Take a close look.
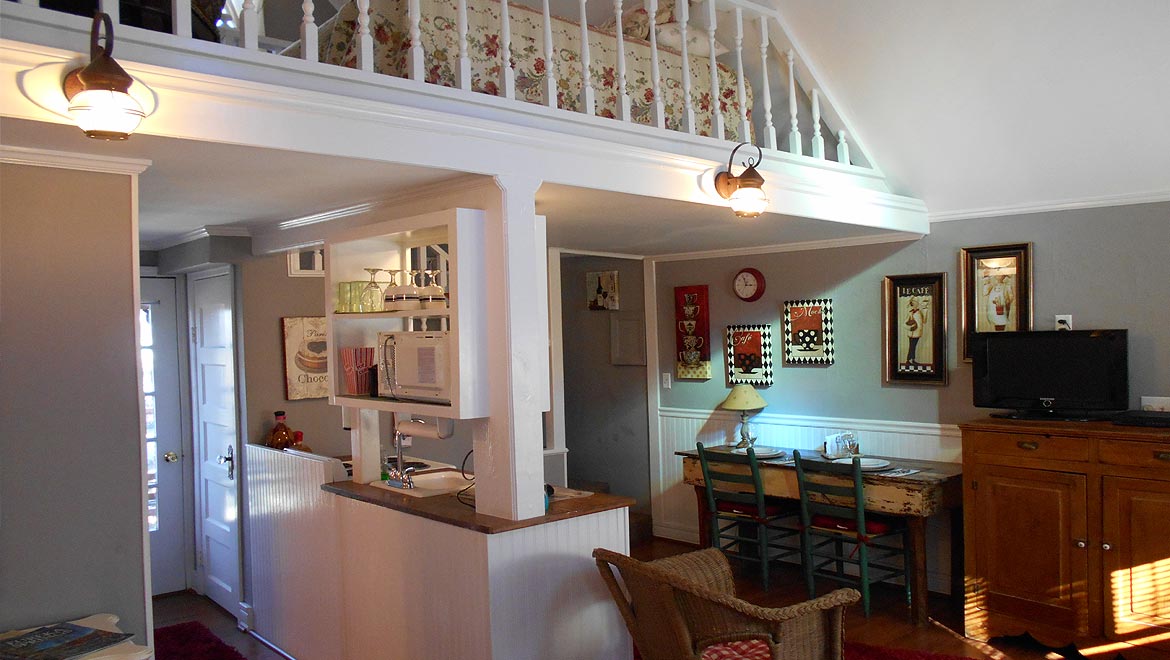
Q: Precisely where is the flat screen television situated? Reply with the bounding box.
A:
[971,329,1129,420]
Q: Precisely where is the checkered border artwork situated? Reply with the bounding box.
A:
[782,299,835,366]
[726,324,773,386]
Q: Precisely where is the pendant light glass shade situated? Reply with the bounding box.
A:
[729,185,768,218]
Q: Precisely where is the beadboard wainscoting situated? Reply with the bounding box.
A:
[651,408,961,593]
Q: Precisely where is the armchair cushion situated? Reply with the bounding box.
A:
[701,640,771,660]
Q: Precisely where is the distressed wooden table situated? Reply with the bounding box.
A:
[677,447,963,625]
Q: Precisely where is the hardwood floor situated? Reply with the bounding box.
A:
[156,538,1058,660]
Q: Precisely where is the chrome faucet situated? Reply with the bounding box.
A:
[385,430,416,489]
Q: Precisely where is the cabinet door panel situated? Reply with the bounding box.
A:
[1103,476,1170,648]
[970,464,1090,635]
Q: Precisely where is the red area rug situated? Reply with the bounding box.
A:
[154,621,247,660]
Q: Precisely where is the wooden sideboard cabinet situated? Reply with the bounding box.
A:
[961,418,1170,657]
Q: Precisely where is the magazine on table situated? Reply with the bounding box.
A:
[0,622,132,660]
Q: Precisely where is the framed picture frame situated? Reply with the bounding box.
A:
[959,243,1033,360]
[586,270,620,310]
[883,273,948,385]
[674,285,712,379]
[726,324,773,386]
[281,316,329,400]
[287,248,325,277]
[782,299,834,365]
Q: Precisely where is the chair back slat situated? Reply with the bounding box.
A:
[696,442,768,517]
[793,449,868,532]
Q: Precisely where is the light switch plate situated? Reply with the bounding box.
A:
[661,372,672,390]
[1141,396,1170,412]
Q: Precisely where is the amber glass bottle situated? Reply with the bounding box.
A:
[265,411,295,450]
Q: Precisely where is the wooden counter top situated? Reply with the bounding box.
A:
[959,417,1170,441]
[321,481,634,534]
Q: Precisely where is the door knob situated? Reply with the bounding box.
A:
[163,451,179,463]
[217,445,235,480]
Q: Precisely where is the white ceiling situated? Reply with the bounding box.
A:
[778,1,1170,217]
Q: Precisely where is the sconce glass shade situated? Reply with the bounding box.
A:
[729,185,768,218]
[63,13,144,140]
[67,89,144,140]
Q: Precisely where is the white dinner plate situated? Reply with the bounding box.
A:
[732,447,786,459]
[832,457,891,471]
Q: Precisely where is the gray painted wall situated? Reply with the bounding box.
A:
[656,202,1170,424]
[561,255,651,511]
[0,165,148,641]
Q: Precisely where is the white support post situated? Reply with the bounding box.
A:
[351,408,382,486]
[500,0,516,98]
[475,175,549,521]
[613,0,631,120]
[96,0,119,24]
[757,16,776,149]
[300,0,319,62]
[786,49,801,155]
[706,0,724,139]
[542,0,557,107]
[456,0,471,90]
[811,89,825,159]
[407,0,425,81]
[241,0,260,50]
[678,0,695,134]
[837,129,850,165]
[171,0,192,39]
[733,8,750,143]
[578,0,596,114]
[355,0,374,72]
[646,0,665,128]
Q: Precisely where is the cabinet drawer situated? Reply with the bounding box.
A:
[1099,439,1170,470]
[966,431,1090,462]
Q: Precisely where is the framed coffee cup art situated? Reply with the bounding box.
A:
[882,273,947,385]
[282,316,329,400]
[726,324,773,386]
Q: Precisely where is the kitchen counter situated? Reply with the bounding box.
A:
[321,480,634,534]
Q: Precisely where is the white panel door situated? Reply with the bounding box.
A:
[188,268,242,619]
[141,277,190,595]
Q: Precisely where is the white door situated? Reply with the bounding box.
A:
[188,267,243,619]
[141,277,191,595]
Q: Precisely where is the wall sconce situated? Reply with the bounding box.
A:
[63,13,145,140]
[713,143,768,218]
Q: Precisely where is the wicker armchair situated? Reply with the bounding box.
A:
[593,547,860,660]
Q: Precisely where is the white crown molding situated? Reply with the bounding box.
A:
[658,406,962,439]
[929,189,1170,223]
[0,145,151,175]
[648,230,921,263]
[144,224,251,251]
[555,248,645,260]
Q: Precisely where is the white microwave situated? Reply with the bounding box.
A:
[377,331,451,404]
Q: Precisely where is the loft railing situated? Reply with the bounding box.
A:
[12,0,865,168]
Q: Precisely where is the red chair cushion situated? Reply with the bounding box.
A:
[716,500,787,517]
[700,639,771,660]
[810,514,894,535]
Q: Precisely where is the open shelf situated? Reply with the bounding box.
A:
[333,309,450,320]
[331,394,456,416]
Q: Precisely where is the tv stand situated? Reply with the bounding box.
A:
[989,410,1118,422]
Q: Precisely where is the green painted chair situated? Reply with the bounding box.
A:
[792,449,912,617]
[696,442,800,591]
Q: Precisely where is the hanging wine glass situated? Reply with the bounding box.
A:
[358,268,384,312]
[421,269,446,310]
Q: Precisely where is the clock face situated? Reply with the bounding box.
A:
[734,268,765,302]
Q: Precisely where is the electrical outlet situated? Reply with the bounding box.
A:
[661,372,672,390]
[1141,396,1170,412]
[1055,314,1073,331]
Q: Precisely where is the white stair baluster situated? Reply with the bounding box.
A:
[457,0,471,89]
[678,0,695,134]
[647,0,665,127]
[96,0,119,24]
[811,89,825,159]
[408,0,425,80]
[500,0,516,98]
[613,0,631,120]
[241,0,259,50]
[786,48,800,155]
[171,0,192,39]
[757,16,776,149]
[706,0,723,139]
[837,130,850,165]
[733,8,749,143]
[542,0,557,107]
[579,0,596,114]
[355,0,373,71]
[300,0,318,62]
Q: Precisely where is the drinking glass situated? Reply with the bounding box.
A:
[358,268,384,312]
[382,270,403,311]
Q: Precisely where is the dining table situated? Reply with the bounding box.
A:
[676,445,963,625]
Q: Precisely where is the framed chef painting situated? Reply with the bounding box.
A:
[782,299,834,365]
[726,324,773,386]
[883,273,948,385]
[959,243,1032,360]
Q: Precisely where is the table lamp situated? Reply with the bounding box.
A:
[720,384,767,448]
